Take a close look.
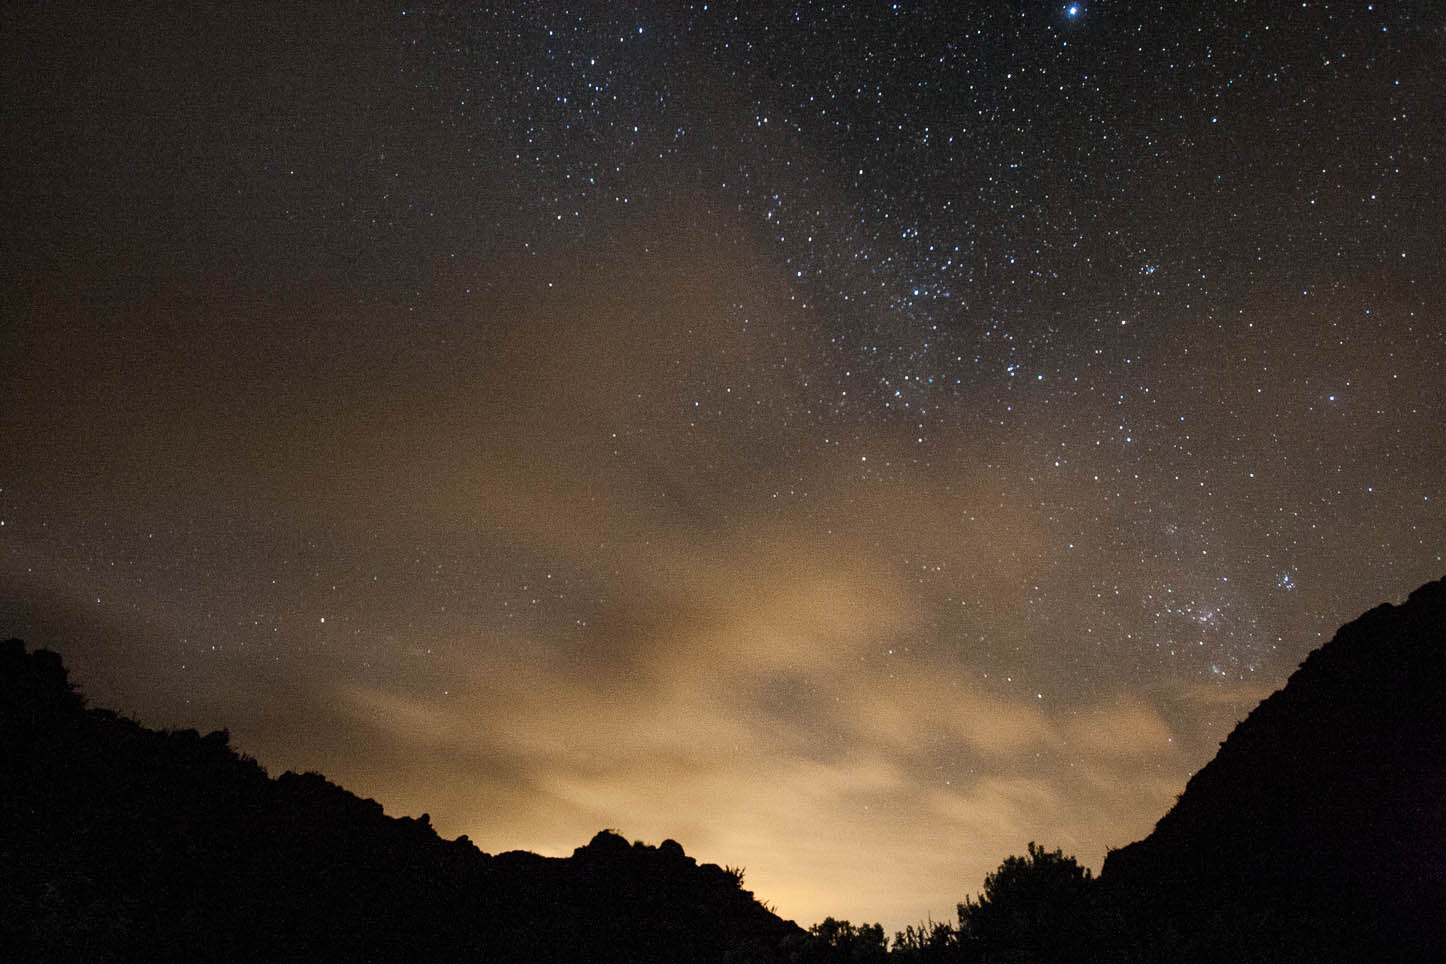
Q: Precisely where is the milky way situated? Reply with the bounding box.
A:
[3,2,1442,931]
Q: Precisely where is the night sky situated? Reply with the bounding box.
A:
[3,1,1443,931]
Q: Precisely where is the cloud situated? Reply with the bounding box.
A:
[922,777,1067,841]
[1067,698,1176,758]
[16,196,1223,935]
[327,571,1197,927]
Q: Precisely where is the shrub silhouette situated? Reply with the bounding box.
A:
[889,919,958,962]
[786,917,889,963]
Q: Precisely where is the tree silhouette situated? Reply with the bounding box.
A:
[956,842,1093,963]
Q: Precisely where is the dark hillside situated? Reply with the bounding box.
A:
[1100,578,1446,962]
[0,638,801,963]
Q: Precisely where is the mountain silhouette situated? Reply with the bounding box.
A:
[6,578,1444,962]
[0,638,801,963]
[1099,577,1446,962]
